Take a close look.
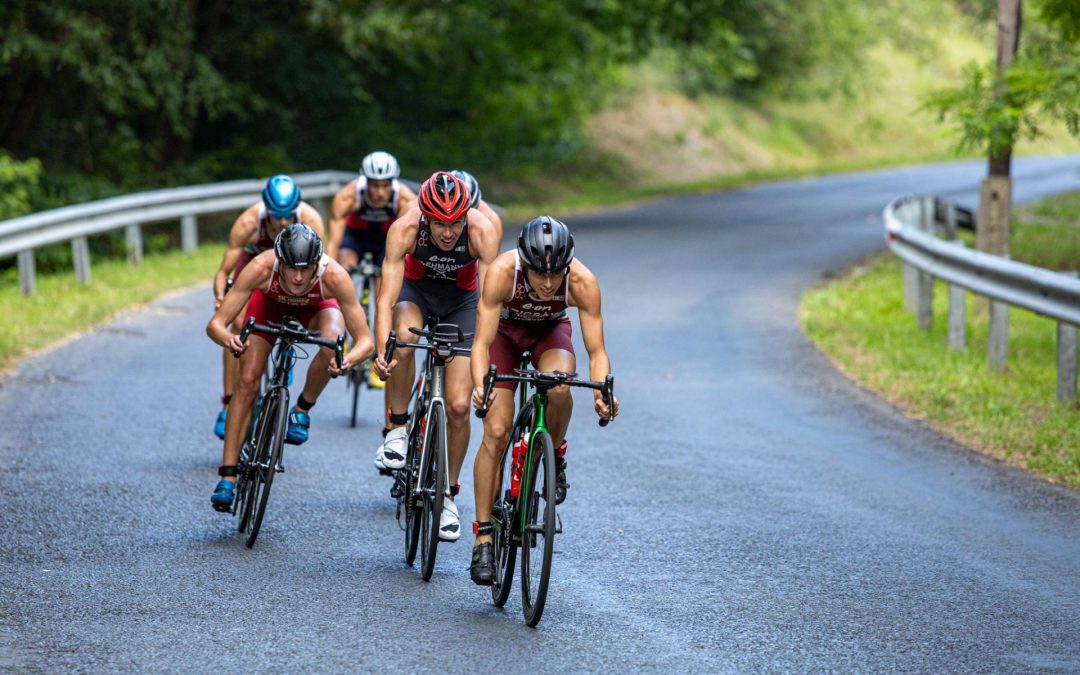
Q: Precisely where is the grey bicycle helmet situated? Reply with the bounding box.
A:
[274,223,324,268]
[450,169,481,210]
[517,216,574,274]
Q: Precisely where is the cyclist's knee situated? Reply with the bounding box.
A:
[549,384,571,400]
[446,396,470,424]
[237,372,261,398]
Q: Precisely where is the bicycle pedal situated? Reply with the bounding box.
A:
[275,464,285,473]
[555,513,563,535]
[378,467,394,477]
[390,476,406,499]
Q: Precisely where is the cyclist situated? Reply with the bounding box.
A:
[210,175,326,439]
[467,215,619,585]
[372,171,501,542]
[449,169,503,237]
[206,223,374,512]
[327,150,416,269]
[327,151,416,389]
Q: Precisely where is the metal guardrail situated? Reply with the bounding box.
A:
[884,194,1079,403]
[0,170,360,294]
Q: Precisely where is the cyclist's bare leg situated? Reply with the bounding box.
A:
[219,305,249,412]
[445,355,473,489]
[296,307,345,410]
[221,337,273,472]
[536,349,575,448]
[472,388,515,546]
[339,247,360,270]
[385,301,424,426]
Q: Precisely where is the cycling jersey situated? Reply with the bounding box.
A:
[345,177,401,235]
[500,252,569,323]
[404,216,478,292]
[245,254,339,345]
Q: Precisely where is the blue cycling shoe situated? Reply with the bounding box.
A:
[211,480,235,512]
[213,409,227,440]
[286,411,310,445]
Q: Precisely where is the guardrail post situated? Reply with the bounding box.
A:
[903,263,917,312]
[72,236,91,285]
[914,197,934,329]
[988,300,1009,372]
[181,215,198,253]
[126,224,143,266]
[17,250,36,296]
[1058,272,1078,404]
[944,202,958,241]
[948,241,966,350]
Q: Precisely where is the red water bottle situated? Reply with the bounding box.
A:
[509,437,528,498]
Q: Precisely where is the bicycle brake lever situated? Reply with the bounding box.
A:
[331,334,345,377]
[234,317,255,358]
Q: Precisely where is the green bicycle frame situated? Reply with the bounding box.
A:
[517,389,550,533]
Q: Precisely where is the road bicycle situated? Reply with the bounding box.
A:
[384,322,471,580]
[476,363,615,626]
[230,316,343,548]
[345,252,380,427]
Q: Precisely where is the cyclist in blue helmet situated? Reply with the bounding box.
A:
[209,174,326,441]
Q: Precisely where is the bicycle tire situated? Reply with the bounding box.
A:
[490,417,527,607]
[245,391,288,548]
[348,368,363,428]
[520,431,556,626]
[235,393,269,532]
[403,421,422,566]
[419,403,446,581]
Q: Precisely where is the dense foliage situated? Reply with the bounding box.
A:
[1,0,875,204]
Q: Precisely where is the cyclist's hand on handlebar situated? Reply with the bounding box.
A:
[229,333,248,357]
[594,393,619,421]
[329,355,351,378]
[373,354,395,380]
[472,385,492,412]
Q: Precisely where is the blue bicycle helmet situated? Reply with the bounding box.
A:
[262,174,302,219]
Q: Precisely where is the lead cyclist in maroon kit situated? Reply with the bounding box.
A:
[468,215,619,585]
[373,171,502,542]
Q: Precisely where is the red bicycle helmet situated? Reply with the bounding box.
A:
[418,171,471,222]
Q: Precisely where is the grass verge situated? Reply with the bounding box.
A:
[800,250,1080,488]
[1,245,223,372]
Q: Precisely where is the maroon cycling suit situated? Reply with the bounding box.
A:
[245,255,340,345]
[490,253,575,391]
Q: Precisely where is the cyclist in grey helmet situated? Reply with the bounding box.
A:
[450,169,503,236]
[206,223,374,512]
[468,215,618,585]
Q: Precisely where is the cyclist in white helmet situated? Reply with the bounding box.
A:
[327,150,416,269]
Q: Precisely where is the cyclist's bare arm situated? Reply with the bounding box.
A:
[299,202,326,239]
[569,260,618,419]
[374,207,420,368]
[207,251,274,352]
[326,181,357,261]
[213,205,260,306]
[466,209,502,295]
[471,254,516,407]
[323,262,375,373]
[396,183,417,214]
[477,201,503,239]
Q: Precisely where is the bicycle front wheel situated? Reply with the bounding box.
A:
[419,404,446,581]
[491,414,529,607]
[245,391,288,548]
[520,431,556,626]
[403,422,422,566]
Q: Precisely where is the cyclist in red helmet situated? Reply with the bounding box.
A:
[468,215,619,585]
[373,171,502,542]
[210,175,326,441]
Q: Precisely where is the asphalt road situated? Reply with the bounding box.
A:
[3,156,1080,672]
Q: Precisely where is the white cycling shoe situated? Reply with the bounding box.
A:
[439,499,461,542]
[375,427,407,470]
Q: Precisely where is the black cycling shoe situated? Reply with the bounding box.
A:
[555,456,569,505]
[470,543,495,586]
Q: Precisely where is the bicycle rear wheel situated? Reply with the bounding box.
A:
[419,404,446,581]
[245,391,288,548]
[520,431,556,626]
